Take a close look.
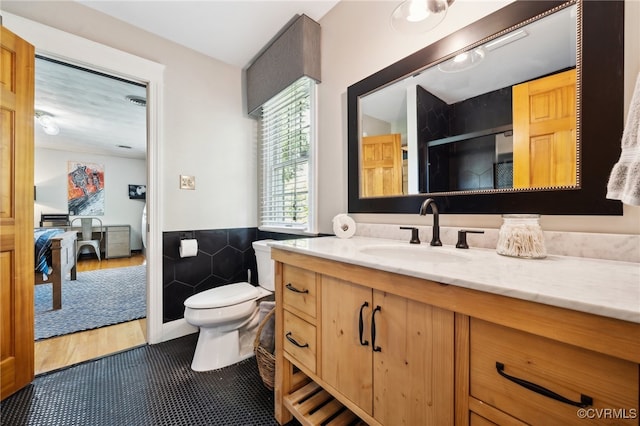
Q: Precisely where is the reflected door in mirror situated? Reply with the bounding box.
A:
[361,134,403,197]
[513,69,576,188]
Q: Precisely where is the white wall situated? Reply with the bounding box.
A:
[5,0,639,237]
[317,0,640,235]
[3,0,258,233]
[34,148,147,250]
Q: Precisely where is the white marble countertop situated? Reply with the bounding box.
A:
[269,236,640,324]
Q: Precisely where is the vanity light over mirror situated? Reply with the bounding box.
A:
[347,0,624,215]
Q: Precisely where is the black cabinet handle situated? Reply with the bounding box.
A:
[371,305,382,352]
[496,362,593,408]
[286,283,309,294]
[359,301,369,346]
[285,332,309,348]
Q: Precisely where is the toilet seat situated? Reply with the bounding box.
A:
[184,282,261,309]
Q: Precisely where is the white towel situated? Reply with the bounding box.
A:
[607,72,640,206]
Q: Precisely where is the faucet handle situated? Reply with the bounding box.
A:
[400,227,420,244]
[456,229,484,249]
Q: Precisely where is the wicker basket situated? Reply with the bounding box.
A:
[254,307,276,390]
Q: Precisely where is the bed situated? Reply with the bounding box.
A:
[34,228,78,310]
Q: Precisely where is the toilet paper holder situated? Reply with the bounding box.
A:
[180,231,195,240]
[178,232,199,258]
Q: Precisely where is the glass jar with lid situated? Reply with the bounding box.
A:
[496,214,546,259]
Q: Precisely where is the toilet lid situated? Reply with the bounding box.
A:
[184,282,261,309]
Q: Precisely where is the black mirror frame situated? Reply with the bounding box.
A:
[347,0,624,215]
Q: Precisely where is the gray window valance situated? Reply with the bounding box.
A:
[246,14,321,116]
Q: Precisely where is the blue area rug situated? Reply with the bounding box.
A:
[35,265,146,340]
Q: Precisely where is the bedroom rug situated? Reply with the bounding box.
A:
[35,265,146,340]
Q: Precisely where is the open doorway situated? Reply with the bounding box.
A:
[33,56,149,373]
[5,10,164,376]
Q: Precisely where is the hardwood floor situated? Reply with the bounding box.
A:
[75,253,145,272]
[34,253,148,375]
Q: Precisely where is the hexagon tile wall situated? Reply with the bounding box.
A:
[162,227,307,322]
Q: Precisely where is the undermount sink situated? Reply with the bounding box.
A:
[358,244,470,264]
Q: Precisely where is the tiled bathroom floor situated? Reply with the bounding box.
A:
[1,333,298,426]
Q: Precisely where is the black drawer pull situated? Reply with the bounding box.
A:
[496,362,593,408]
[285,332,309,348]
[371,305,382,352]
[286,283,309,294]
[359,301,369,346]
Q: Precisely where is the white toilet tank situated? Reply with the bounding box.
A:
[252,240,275,291]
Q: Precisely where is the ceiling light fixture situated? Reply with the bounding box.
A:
[34,110,60,135]
[437,47,485,73]
[391,0,455,34]
[126,95,147,107]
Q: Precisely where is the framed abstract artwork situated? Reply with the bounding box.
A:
[68,161,104,215]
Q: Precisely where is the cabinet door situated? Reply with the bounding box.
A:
[372,291,455,425]
[321,276,373,415]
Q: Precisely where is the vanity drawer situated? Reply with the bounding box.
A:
[282,265,317,320]
[283,310,316,374]
[470,318,639,425]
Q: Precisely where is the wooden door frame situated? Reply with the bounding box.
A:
[3,12,165,344]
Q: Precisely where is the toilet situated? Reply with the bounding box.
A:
[183,239,275,371]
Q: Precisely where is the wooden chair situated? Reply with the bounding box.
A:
[71,217,103,261]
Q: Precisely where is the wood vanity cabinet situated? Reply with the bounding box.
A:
[272,248,640,426]
[274,250,454,426]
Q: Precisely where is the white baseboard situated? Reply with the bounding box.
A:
[160,318,198,343]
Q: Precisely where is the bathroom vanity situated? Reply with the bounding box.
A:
[271,237,639,426]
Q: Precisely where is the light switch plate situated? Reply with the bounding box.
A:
[180,175,195,190]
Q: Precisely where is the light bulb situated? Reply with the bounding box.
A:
[438,48,485,73]
[407,0,429,22]
[453,52,469,63]
[42,124,60,135]
[35,111,60,135]
[391,0,450,34]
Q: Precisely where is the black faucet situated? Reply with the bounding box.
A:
[400,226,421,244]
[456,229,485,249]
[419,198,442,246]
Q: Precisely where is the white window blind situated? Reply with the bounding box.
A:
[259,77,315,233]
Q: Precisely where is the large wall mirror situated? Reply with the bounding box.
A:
[347,0,624,215]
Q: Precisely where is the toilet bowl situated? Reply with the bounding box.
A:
[183,239,275,371]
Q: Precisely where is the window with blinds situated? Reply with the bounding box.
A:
[259,76,316,233]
